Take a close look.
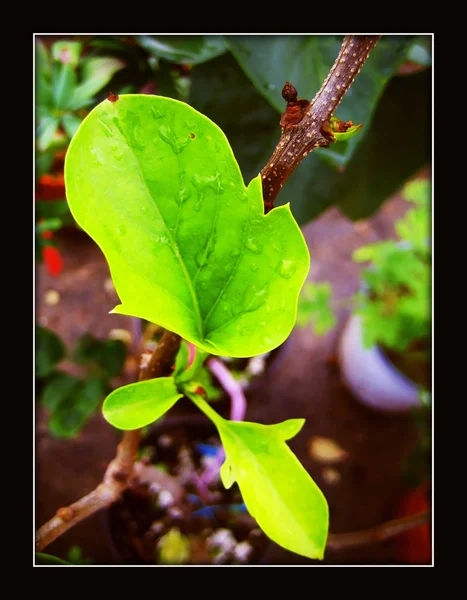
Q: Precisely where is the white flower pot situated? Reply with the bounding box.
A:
[337,315,424,413]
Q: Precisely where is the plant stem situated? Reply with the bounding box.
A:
[261,35,381,213]
[35,330,181,552]
[326,510,430,551]
[207,357,247,422]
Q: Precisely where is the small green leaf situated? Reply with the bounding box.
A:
[103,377,183,430]
[48,377,105,438]
[187,393,329,560]
[65,95,309,357]
[35,218,63,234]
[61,113,82,139]
[173,340,190,378]
[35,325,66,378]
[175,345,209,384]
[68,56,125,110]
[36,39,52,79]
[330,119,363,142]
[52,62,77,110]
[36,116,60,152]
[35,552,71,565]
[71,333,126,379]
[41,372,82,413]
[296,281,336,335]
[36,200,74,225]
[135,35,226,65]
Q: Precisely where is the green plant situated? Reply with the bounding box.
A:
[36,326,127,438]
[35,39,125,177]
[353,178,431,353]
[297,177,431,390]
[36,35,432,565]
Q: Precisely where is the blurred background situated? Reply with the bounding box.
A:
[35,34,432,566]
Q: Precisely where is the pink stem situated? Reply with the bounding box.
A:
[207,357,247,422]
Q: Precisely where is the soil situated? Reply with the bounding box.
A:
[107,418,268,565]
[35,177,430,565]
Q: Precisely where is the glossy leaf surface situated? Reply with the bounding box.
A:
[65,95,309,357]
[103,377,182,429]
[187,392,329,560]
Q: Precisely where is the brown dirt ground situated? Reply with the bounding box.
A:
[35,187,427,565]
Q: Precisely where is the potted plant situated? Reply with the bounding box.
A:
[35,34,432,566]
[337,177,431,413]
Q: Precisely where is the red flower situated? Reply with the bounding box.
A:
[43,245,64,277]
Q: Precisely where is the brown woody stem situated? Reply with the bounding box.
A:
[261,35,381,213]
[35,330,181,552]
[326,510,430,551]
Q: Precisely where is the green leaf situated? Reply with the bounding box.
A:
[190,46,427,226]
[61,113,82,139]
[41,372,82,413]
[35,552,71,565]
[35,218,63,234]
[102,377,183,429]
[52,62,77,110]
[173,340,190,378]
[68,56,126,110]
[36,39,52,79]
[190,52,279,185]
[296,281,336,335]
[35,325,66,378]
[36,199,74,225]
[135,35,226,65]
[187,393,329,560]
[71,333,126,379]
[335,68,431,220]
[227,35,414,163]
[48,377,105,438]
[65,95,309,357]
[36,116,60,152]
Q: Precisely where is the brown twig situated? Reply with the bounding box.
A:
[326,510,430,551]
[35,330,181,552]
[261,35,381,213]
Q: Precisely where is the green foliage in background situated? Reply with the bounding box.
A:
[36,325,127,438]
[353,178,431,352]
[296,281,336,335]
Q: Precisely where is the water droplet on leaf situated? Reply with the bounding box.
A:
[245,238,263,255]
[278,259,296,279]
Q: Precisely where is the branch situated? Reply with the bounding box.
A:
[261,35,381,213]
[35,330,181,552]
[326,510,430,551]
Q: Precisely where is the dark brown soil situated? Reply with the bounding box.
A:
[35,184,429,565]
[107,421,268,565]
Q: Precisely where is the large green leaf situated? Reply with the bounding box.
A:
[187,392,329,560]
[335,68,431,219]
[135,35,226,65]
[65,95,309,357]
[190,48,429,225]
[103,377,183,429]
[226,35,414,164]
[190,52,278,184]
